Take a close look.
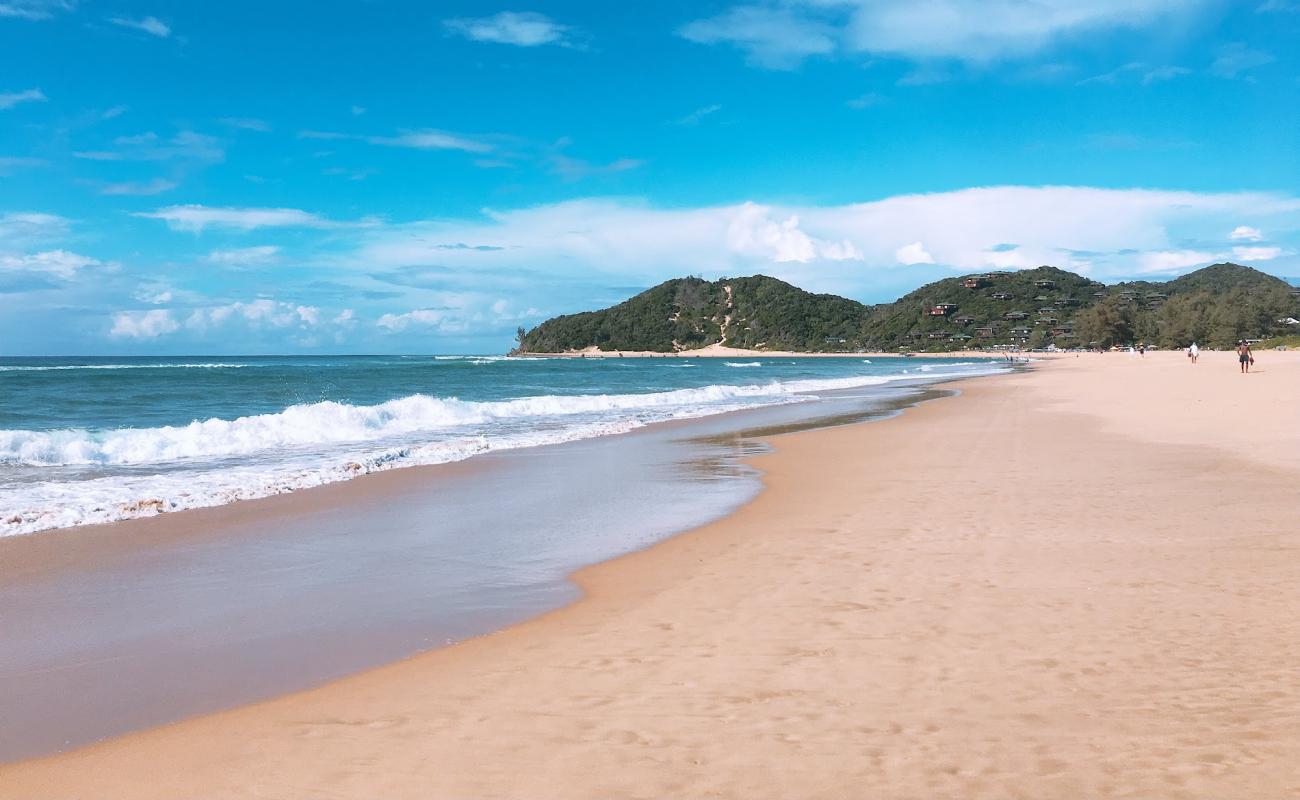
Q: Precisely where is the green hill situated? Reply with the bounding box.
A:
[514,275,872,353]
[514,264,1300,353]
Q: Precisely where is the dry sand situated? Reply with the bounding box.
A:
[3,349,1298,799]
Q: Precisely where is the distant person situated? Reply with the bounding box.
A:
[1138,344,1146,357]
[1189,342,1199,363]
[1237,340,1253,373]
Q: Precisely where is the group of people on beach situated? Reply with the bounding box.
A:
[1185,340,1254,372]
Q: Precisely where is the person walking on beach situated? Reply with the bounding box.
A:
[1138,343,1146,357]
[1189,342,1199,363]
[1237,340,1253,373]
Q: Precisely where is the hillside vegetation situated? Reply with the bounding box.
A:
[514,264,1300,353]
[515,275,872,353]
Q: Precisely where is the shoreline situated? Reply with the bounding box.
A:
[0,375,967,762]
[513,344,1029,358]
[3,350,1298,797]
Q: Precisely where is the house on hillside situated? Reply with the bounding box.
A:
[1004,311,1028,320]
[1037,307,1057,315]
[1034,279,1056,289]
[927,330,950,340]
[1092,291,1107,299]
[948,333,972,343]
[824,337,847,344]
[1036,316,1059,326]
[1054,298,1076,306]
[974,325,997,338]
[991,292,1014,300]
[963,276,991,289]
[930,303,958,316]
[953,315,977,326]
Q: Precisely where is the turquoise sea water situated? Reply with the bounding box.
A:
[0,355,1006,535]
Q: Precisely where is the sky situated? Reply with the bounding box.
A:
[1,0,1298,354]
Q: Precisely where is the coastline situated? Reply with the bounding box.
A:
[513,343,1025,358]
[3,350,1298,798]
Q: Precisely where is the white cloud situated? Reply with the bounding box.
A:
[110,309,179,339]
[680,0,1209,67]
[186,299,324,332]
[444,11,573,47]
[206,245,281,266]
[0,249,100,279]
[74,131,223,163]
[1230,225,1263,241]
[895,241,935,264]
[673,104,722,125]
[0,212,70,244]
[0,88,47,110]
[1210,43,1275,78]
[0,1,72,21]
[377,308,464,333]
[0,156,47,174]
[366,129,494,153]
[97,177,178,196]
[726,202,862,263]
[109,15,170,37]
[1232,245,1282,261]
[219,117,270,132]
[1137,249,1218,273]
[1142,65,1191,84]
[679,6,835,69]
[136,205,343,232]
[846,92,885,109]
[350,187,1300,294]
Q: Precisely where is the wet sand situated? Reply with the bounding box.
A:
[3,350,1298,798]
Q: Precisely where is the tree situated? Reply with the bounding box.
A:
[1074,297,1134,348]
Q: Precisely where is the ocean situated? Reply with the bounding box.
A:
[0,354,1007,536]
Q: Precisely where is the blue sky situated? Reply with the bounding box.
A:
[1,0,1297,354]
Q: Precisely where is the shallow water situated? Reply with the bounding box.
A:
[1,355,1004,534]
[0,377,968,763]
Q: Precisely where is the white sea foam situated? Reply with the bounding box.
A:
[1,363,1008,536]
[724,361,762,367]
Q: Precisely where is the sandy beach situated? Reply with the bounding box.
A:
[3,349,1298,799]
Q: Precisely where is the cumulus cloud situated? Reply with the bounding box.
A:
[0,88,47,110]
[444,11,574,47]
[377,308,461,333]
[110,309,179,339]
[1232,245,1283,261]
[185,299,324,332]
[109,15,170,37]
[1230,225,1263,241]
[680,0,1209,67]
[895,241,935,264]
[136,205,347,232]
[0,249,100,279]
[348,187,1300,296]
